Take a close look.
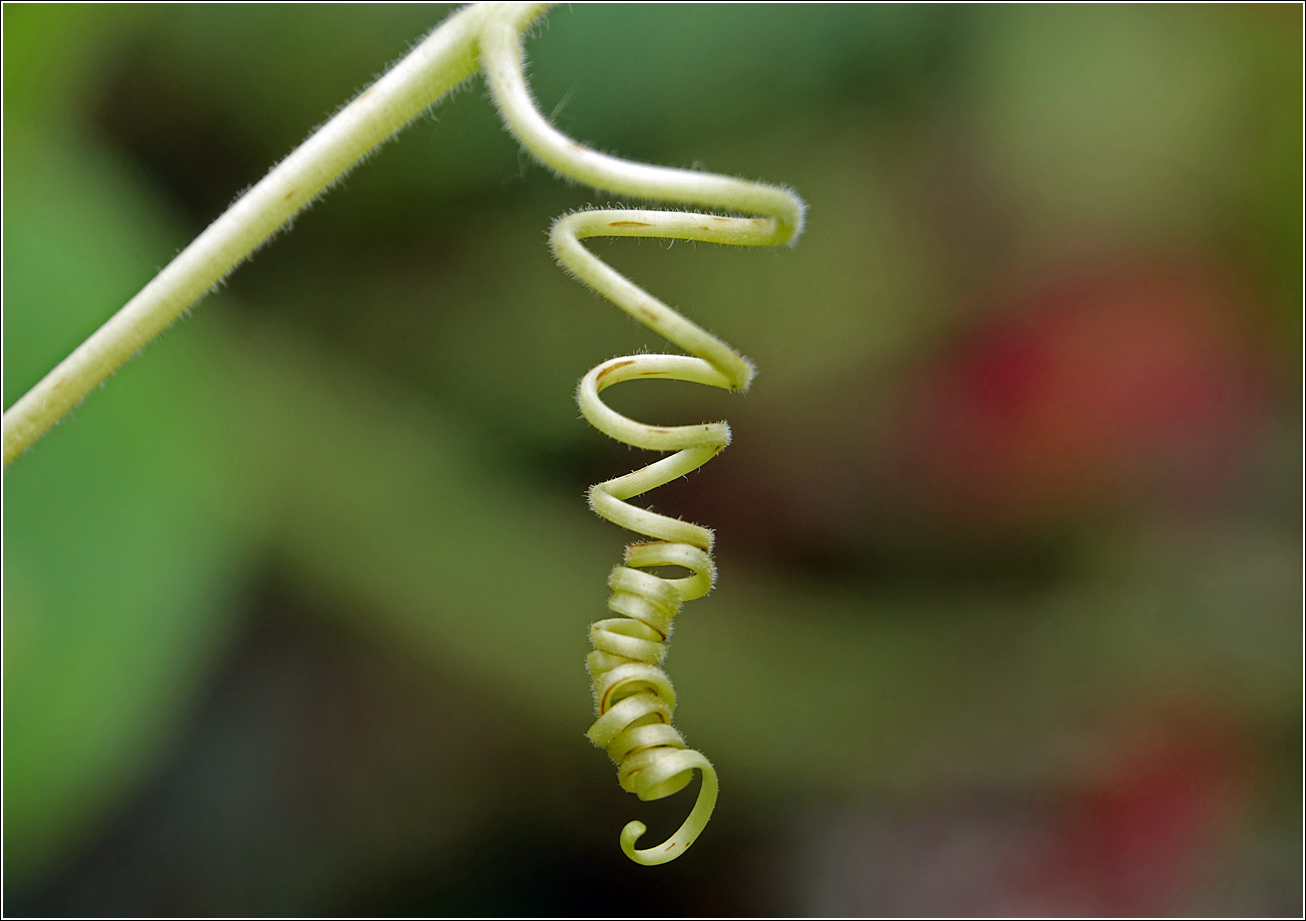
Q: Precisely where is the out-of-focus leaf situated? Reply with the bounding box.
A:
[0,4,144,131]
[3,18,255,891]
[967,5,1252,249]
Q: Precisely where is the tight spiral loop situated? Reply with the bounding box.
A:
[480,1,805,866]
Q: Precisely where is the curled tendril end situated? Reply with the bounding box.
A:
[481,1,800,867]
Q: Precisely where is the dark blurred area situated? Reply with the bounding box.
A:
[3,4,1301,916]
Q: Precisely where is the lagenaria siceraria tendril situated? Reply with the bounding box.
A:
[1,0,805,867]
[482,2,806,865]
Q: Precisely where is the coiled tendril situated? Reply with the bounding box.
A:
[481,2,805,865]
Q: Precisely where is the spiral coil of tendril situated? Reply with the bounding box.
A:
[480,2,805,865]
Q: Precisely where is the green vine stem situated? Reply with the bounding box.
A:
[1,2,547,466]
[481,2,804,864]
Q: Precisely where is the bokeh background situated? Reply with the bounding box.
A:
[3,3,1301,915]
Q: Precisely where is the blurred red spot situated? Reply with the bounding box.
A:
[896,261,1269,530]
[1014,714,1249,916]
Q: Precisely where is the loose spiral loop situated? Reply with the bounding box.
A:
[480,1,805,865]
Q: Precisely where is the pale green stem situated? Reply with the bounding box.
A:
[1,1,549,466]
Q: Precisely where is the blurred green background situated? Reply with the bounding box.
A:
[3,3,1301,915]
